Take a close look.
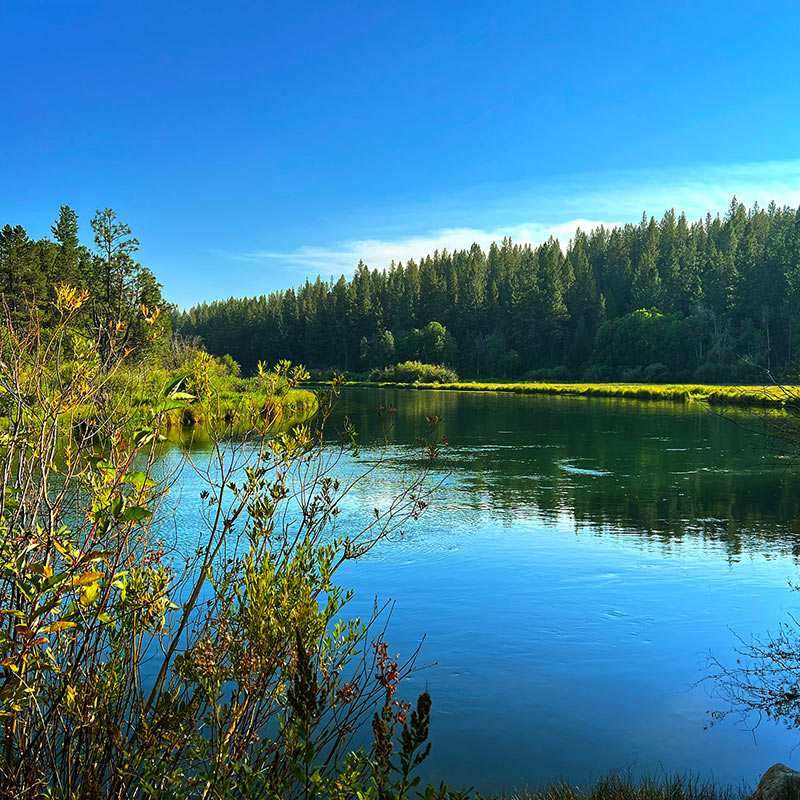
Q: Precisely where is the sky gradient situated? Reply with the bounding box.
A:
[2,0,800,307]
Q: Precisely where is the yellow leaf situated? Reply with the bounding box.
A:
[42,620,77,633]
[71,571,104,589]
[80,582,99,606]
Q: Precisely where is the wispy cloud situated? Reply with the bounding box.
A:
[227,158,800,279]
[561,158,800,221]
[238,219,620,277]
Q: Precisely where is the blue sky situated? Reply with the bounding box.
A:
[2,0,800,308]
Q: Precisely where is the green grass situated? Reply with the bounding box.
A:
[158,387,318,427]
[51,388,319,433]
[343,380,800,408]
[503,773,747,800]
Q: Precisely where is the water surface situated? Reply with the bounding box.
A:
[164,388,800,793]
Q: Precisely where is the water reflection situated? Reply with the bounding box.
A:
[332,389,800,558]
[154,388,800,792]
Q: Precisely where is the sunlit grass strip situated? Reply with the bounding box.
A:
[349,381,800,408]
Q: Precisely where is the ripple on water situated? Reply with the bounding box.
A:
[556,459,613,476]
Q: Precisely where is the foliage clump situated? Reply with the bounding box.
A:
[372,362,459,384]
[0,289,451,799]
[512,774,744,800]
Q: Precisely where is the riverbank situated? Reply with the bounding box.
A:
[58,387,319,434]
[157,387,318,427]
[338,380,800,408]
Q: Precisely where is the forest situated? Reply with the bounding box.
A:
[6,199,800,384]
[176,199,800,383]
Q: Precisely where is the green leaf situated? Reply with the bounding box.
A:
[120,505,152,523]
[71,571,104,589]
[121,471,157,490]
[110,496,124,519]
[42,620,77,633]
[161,374,186,398]
[159,400,186,412]
[131,428,157,448]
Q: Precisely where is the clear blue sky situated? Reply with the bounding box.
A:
[2,0,800,308]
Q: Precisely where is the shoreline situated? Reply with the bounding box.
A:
[330,380,800,409]
[159,387,319,427]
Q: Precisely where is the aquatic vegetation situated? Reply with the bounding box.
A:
[153,386,318,427]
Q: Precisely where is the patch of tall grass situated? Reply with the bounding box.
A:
[352,380,800,408]
[507,774,747,800]
[155,386,318,427]
[57,387,318,433]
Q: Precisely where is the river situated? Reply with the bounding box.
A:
[161,386,800,793]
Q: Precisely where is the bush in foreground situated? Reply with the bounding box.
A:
[0,290,448,799]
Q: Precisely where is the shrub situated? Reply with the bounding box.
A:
[693,362,722,383]
[641,363,671,383]
[0,292,444,799]
[523,365,573,382]
[583,363,615,382]
[620,366,645,382]
[377,361,459,384]
[593,309,692,374]
[729,354,767,383]
[549,365,572,381]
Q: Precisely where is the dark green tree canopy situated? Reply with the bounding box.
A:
[0,206,170,360]
[5,200,800,383]
[177,200,800,383]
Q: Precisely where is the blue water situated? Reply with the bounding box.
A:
[158,388,800,793]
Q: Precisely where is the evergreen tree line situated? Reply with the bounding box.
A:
[177,199,800,383]
[0,206,171,362]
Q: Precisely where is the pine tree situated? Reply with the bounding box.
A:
[51,205,82,286]
[0,224,46,316]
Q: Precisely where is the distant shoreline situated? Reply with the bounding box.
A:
[329,380,799,408]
